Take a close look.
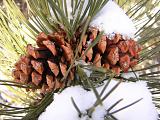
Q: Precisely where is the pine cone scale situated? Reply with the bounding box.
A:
[43,40,57,56]
[31,71,42,86]
[20,72,29,84]
[60,62,67,77]
[97,35,107,54]
[119,55,130,72]
[46,75,55,89]
[31,60,44,74]
[20,63,32,75]
[107,47,119,65]
[47,60,59,77]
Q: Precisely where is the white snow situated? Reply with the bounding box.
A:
[90,0,136,38]
[39,79,158,120]
[121,72,139,79]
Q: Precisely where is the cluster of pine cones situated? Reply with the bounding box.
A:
[12,27,141,94]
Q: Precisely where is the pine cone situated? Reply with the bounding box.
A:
[12,31,75,94]
[12,28,141,94]
[80,27,141,75]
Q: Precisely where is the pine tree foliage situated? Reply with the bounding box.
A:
[0,0,160,119]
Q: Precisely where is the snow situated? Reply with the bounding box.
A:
[121,72,139,79]
[90,0,136,38]
[39,79,158,120]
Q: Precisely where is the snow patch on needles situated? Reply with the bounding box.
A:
[121,72,139,79]
[39,80,158,120]
[90,0,136,38]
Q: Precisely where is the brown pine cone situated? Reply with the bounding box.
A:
[12,31,75,94]
[79,27,141,75]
